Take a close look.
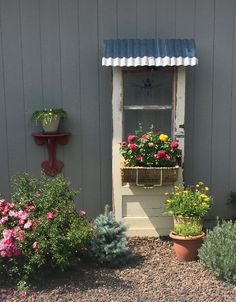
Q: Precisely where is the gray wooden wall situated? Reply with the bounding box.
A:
[0,0,235,218]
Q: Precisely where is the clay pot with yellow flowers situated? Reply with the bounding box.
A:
[165,182,213,228]
[119,125,182,187]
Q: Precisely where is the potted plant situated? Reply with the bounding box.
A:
[32,108,66,133]
[165,182,213,225]
[170,221,205,261]
[119,125,181,187]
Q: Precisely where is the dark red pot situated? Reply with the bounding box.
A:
[169,232,205,261]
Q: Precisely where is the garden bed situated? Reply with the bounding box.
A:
[0,237,235,302]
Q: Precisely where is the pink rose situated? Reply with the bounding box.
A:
[128,143,137,150]
[79,210,86,216]
[170,140,179,148]
[24,220,33,229]
[128,135,136,142]
[136,155,143,161]
[46,212,55,219]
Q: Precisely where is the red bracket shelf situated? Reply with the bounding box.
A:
[32,132,70,176]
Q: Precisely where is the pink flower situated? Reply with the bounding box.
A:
[3,229,14,240]
[23,220,33,229]
[170,140,179,148]
[0,251,7,257]
[136,155,143,161]
[119,141,127,146]
[19,291,27,297]
[46,212,55,219]
[128,143,137,150]
[0,216,8,225]
[79,210,86,216]
[9,210,19,217]
[18,210,28,220]
[25,204,35,211]
[165,154,171,161]
[128,135,136,142]
[155,150,166,159]
[141,134,148,140]
[32,241,38,249]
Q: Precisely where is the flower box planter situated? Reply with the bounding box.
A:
[121,166,179,187]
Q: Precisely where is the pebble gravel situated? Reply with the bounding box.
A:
[0,237,236,302]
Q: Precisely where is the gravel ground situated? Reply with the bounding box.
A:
[0,237,236,302]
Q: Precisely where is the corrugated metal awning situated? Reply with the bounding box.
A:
[102,38,198,67]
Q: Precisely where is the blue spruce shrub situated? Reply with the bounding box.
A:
[198,220,236,283]
[91,205,132,266]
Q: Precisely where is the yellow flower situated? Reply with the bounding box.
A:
[196,184,200,188]
[165,192,169,196]
[200,194,207,199]
[202,202,207,206]
[166,199,171,203]
[175,193,180,196]
[198,181,204,186]
[205,187,209,191]
[159,134,168,142]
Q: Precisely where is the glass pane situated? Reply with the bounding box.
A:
[124,110,172,139]
[123,69,173,106]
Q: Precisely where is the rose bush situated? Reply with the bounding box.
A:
[0,173,92,288]
[119,126,181,167]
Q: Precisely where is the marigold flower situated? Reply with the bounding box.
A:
[159,134,168,142]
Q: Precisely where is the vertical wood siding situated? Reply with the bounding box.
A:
[0,0,235,218]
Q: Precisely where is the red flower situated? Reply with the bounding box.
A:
[128,135,136,142]
[128,143,137,150]
[119,141,127,146]
[136,155,143,161]
[170,140,179,148]
[155,150,166,159]
[141,134,148,140]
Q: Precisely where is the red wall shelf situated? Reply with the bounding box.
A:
[32,132,70,176]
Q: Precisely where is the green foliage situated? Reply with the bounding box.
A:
[198,220,236,283]
[0,173,92,286]
[165,182,213,218]
[32,108,66,122]
[91,205,132,266]
[119,124,181,167]
[172,222,203,236]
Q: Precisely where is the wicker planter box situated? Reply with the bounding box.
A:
[121,166,179,187]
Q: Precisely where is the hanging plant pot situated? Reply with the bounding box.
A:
[169,231,205,261]
[121,166,179,187]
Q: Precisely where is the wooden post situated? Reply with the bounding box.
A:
[175,67,186,163]
[112,67,123,220]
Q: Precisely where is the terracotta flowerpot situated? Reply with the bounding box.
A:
[169,231,205,261]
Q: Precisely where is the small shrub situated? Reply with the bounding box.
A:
[91,205,132,266]
[0,173,92,287]
[198,220,236,283]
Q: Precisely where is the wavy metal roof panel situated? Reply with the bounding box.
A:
[102,39,198,67]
